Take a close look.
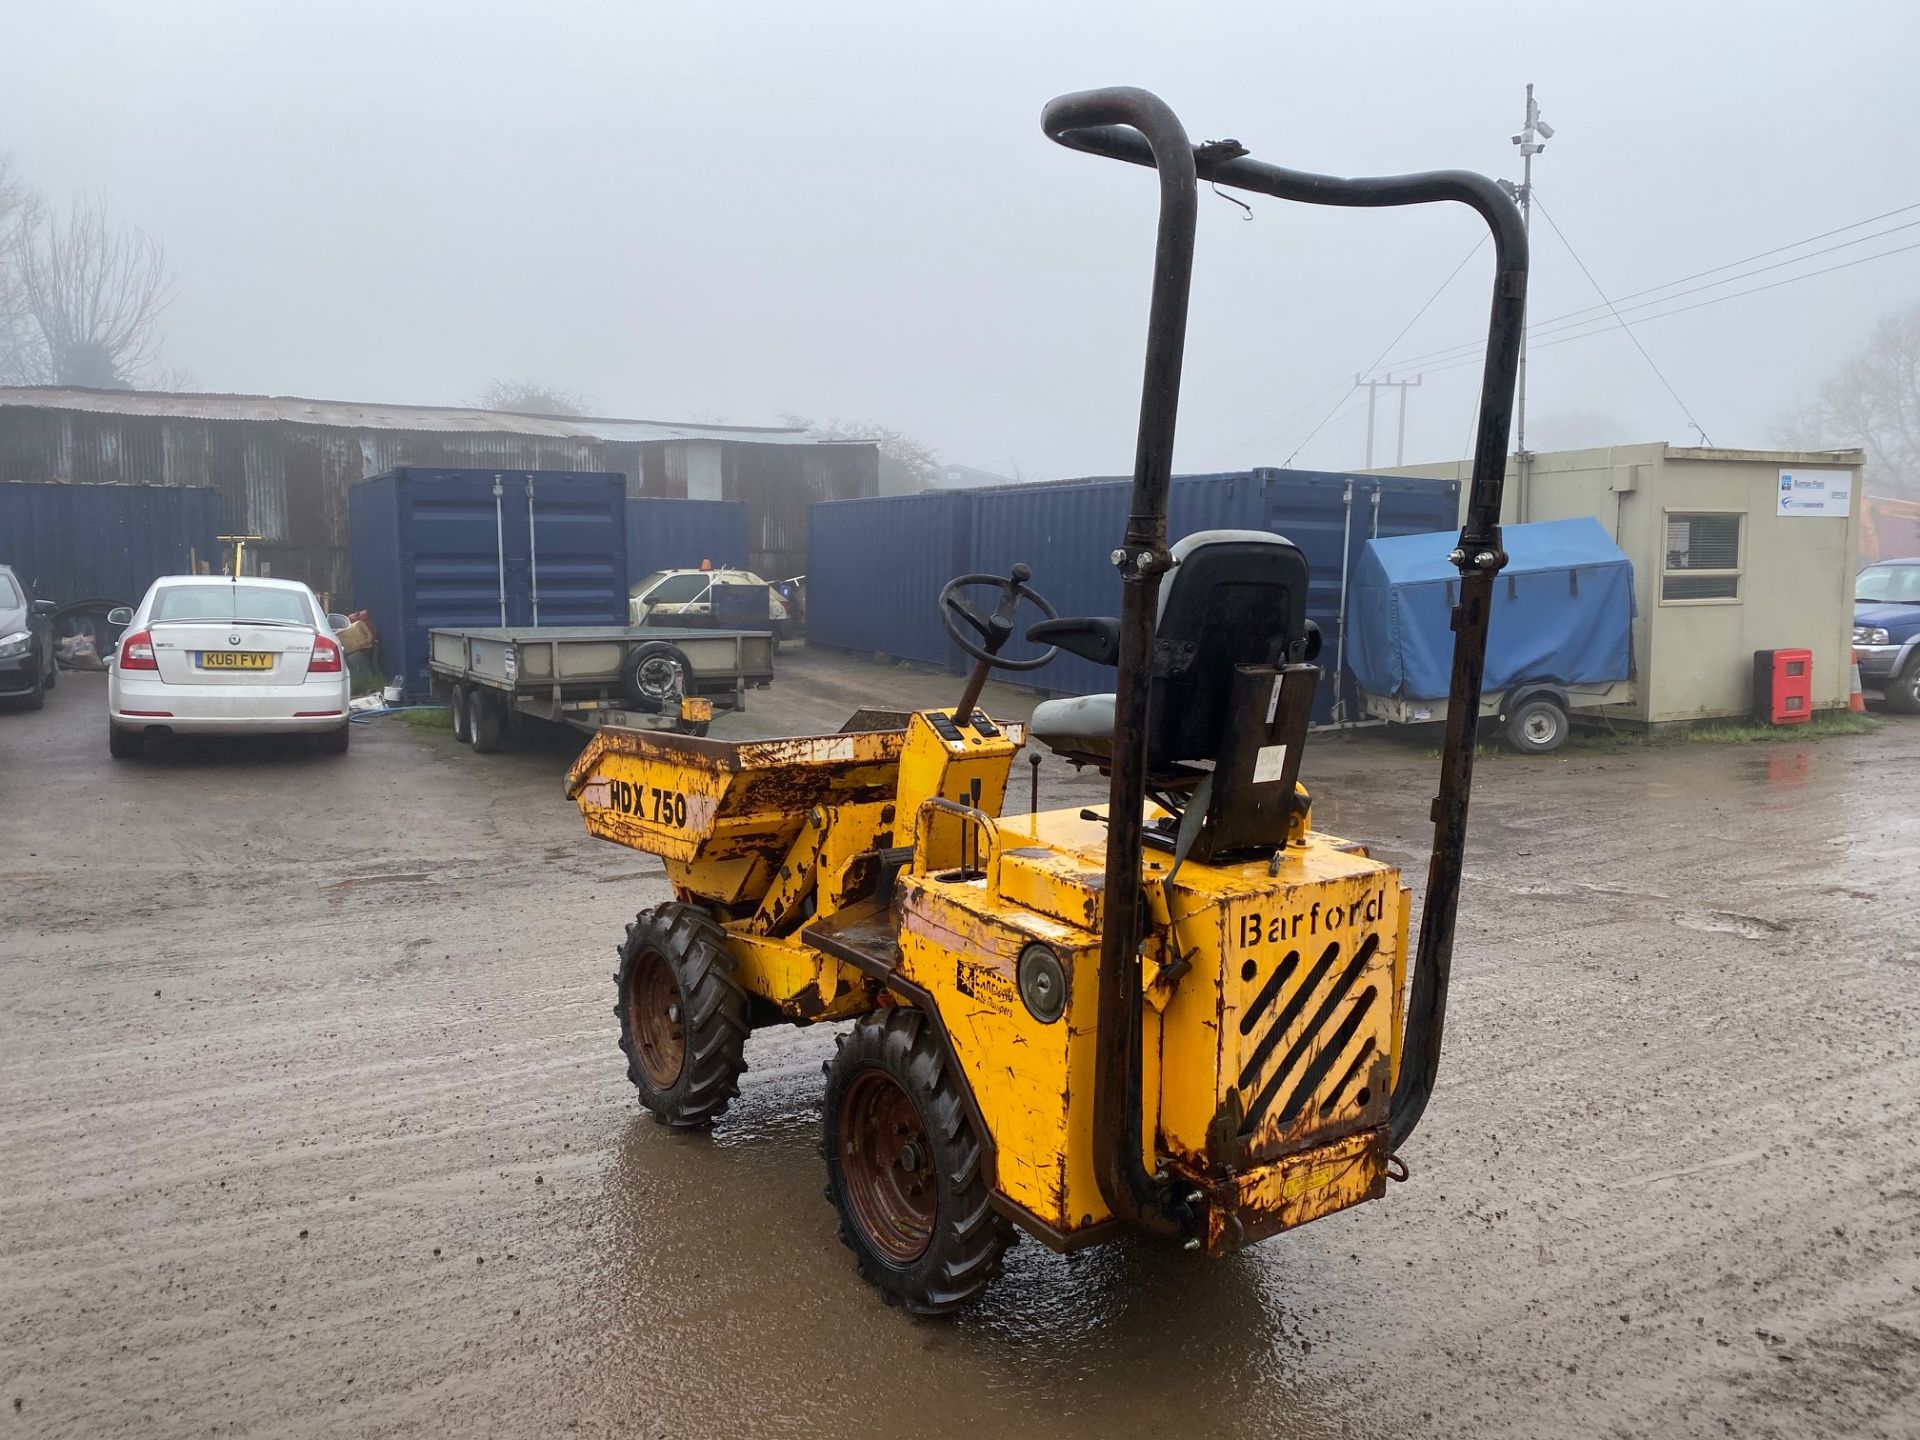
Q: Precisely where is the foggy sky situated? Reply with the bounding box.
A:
[3,0,1915,481]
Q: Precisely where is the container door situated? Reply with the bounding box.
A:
[498,475,535,627]
[1254,474,1351,725]
[397,474,522,693]
[528,475,627,629]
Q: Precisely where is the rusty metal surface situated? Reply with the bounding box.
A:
[1201,1126,1387,1254]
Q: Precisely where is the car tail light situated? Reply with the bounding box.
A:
[119,629,158,671]
[307,634,343,675]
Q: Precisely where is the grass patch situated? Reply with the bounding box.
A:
[1678,712,1882,745]
[399,707,454,732]
[1562,711,1881,753]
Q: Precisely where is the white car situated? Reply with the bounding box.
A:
[106,576,352,758]
[629,567,791,637]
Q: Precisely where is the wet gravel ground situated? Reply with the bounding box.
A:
[2,655,1917,1439]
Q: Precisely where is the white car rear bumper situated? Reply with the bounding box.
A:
[109,673,351,733]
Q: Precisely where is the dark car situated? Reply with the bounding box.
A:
[1854,557,1920,714]
[0,564,59,709]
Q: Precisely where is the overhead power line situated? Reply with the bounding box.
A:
[1530,191,1714,444]
[1263,236,1487,468]
[1398,235,1920,382]
[1359,203,1920,384]
[1370,213,1920,375]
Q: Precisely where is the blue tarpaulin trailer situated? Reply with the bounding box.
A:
[1348,516,1635,752]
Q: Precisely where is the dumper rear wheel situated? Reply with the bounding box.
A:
[822,1009,1012,1315]
[615,904,749,1127]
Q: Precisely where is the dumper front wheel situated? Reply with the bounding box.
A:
[822,1009,1012,1315]
[615,904,749,1127]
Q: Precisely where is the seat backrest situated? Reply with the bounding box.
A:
[1147,529,1310,769]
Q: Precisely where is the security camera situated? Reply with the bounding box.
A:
[1535,119,1555,140]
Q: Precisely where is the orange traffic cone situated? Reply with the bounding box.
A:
[1849,652,1867,713]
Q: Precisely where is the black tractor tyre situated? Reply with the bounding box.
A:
[450,684,472,743]
[1505,696,1569,754]
[620,641,695,715]
[108,720,141,760]
[469,688,507,753]
[821,1008,1013,1316]
[614,903,749,1127]
[1886,654,1920,715]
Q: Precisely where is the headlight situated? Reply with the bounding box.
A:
[0,631,31,658]
[1854,626,1891,646]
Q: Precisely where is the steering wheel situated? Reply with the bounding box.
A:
[939,564,1060,671]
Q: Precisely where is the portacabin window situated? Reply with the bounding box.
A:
[1661,511,1742,603]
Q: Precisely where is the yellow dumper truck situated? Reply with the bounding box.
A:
[568,86,1528,1313]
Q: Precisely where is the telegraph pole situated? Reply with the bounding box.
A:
[1353,372,1423,467]
[1500,83,1550,519]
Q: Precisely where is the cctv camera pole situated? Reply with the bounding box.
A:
[1506,83,1548,520]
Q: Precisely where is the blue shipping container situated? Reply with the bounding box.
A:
[626,498,750,578]
[806,468,1460,723]
[806,491,972,666]
[0,482,223,607]
[349,468,629,700]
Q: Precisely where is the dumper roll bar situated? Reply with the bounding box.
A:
[1042,86,1528,1240]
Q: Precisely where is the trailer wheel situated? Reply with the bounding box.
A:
[1505,696,1569,754]
[615,903,749,1127]
[822,1008,1012,1315]
[469,688,507,753]
[620,641,694,714]
[450,684,472,743]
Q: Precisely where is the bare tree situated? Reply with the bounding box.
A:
[782,413,941,493]
[0,155,43,386]
[478,379,587,416]
[11,193,174,389]
[1776,302,1920,500]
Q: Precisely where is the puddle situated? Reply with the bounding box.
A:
[1673,909,1789,940]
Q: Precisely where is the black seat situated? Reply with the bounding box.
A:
[1029,529,1314,772]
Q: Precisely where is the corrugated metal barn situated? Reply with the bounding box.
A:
[0,388,878,602]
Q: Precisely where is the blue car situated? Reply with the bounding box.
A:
[1854,557,1920,713]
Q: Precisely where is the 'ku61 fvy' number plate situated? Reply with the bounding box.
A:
[197,651,272,670]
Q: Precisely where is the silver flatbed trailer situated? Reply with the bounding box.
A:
[427,625,774,743]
